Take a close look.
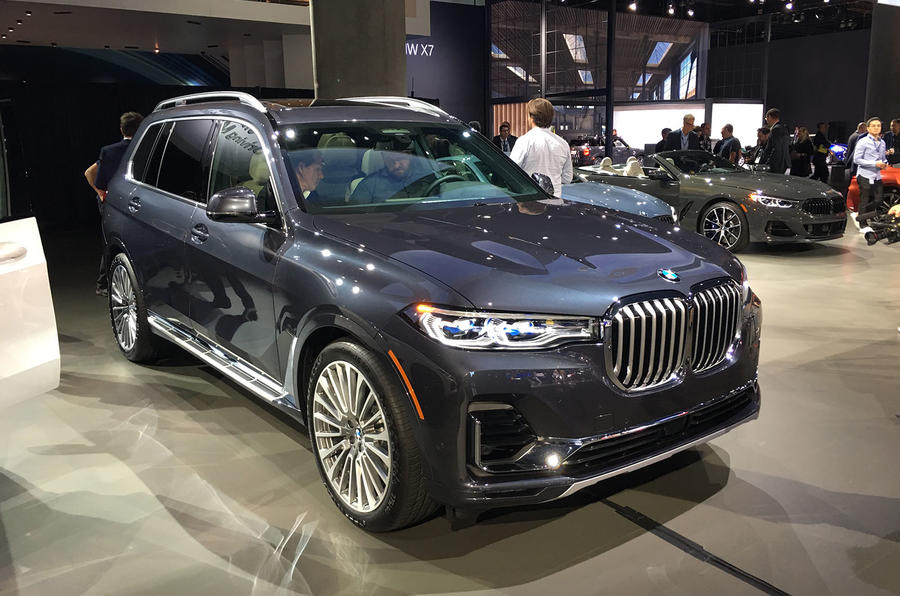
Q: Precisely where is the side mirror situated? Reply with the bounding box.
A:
[647,168,671,181]
[531,172,555,195]
[206,187,278,224]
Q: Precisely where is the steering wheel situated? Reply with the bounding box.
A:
[423,174,467,197]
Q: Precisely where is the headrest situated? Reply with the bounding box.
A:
[322,133,356,149]
[361,149,384,175]
[623,159,643,177]
[248,151,269,184]
[599,157,613,168]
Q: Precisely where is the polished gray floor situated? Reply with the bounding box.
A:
[1,226,898,596]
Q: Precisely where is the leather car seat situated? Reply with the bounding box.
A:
[349,147,387,197]
[623,157,644,178]
[316,133,362,203]
[598,157,618,175]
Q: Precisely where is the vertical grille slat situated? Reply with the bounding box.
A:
[691,282,742,373]
[608,282,742,391]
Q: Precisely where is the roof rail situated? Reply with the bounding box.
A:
[153,91,267,114]
[339,96,452,119]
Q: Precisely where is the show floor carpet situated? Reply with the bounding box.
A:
[1,226,898,595]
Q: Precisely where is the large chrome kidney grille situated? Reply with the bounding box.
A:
[691,283,742,373]
[607,282,742,391]
[609,298,688,391]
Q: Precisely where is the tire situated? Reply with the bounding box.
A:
[307,340,436,531]
[700,201,750,253]
[108,252,160,363]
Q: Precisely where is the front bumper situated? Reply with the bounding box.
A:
[381,293,762,510]
[749,207,846,243]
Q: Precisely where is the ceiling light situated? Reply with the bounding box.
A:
[785,2,793,9]
[8,28,14,32]
[687,8,694,17]
[668,3,675,14]
[25,11,32,16]
[16,20,23,25]
[154,47,160,53]
[628,1,637,11]
[1,34,5,39]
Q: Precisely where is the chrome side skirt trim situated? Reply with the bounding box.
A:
[554,406,757,500]
[148,312,299,411]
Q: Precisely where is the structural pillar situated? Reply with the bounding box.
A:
[310,0,407,98]
[863,2,900,121]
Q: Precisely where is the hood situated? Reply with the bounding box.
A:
[687,171,838,199]
[313,201,739,316]
[561,182,671,218]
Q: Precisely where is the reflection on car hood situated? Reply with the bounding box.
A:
[687,171,838,198]
[561,182,671,218]
[313,202,739,316]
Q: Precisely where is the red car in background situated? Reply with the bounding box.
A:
[847,167,900,212]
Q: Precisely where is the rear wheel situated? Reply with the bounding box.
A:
[307,341,436,531]
[108,253,160,362]
[700,201,749,252]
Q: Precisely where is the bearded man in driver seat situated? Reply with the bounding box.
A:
[350,138,432,203]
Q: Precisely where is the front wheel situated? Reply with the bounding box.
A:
[700,201,750,252]
[307,341,437,531]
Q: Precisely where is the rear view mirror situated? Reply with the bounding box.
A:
[531,172,554,195]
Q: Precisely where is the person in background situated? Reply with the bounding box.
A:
[664,114,700,151]
[655,128,671,153]
[764,108,791,174]
[713,124,740,164]
[84,111,144,297]
[611,129,630,148]
[845,121,867,176]
[697,122,712,152]
[749,127,770,165]
[882,118,900,167]
[790,127,813,178]
[492,121,517,155]
[509,98,572,198]
[811,122,831,183]
[854,117,888,230]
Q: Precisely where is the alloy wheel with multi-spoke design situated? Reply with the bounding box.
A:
[312,360,391,514]
[702,205,743,250]
[110,263,138,352]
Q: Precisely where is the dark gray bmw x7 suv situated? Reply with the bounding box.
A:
[102,92,762,531]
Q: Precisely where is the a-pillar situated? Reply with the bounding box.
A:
[309,0,407,98]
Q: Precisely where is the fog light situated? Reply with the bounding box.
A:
[546,454,562,469]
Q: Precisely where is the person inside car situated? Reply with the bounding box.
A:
[350,140,430,203]
[295,149,325,203]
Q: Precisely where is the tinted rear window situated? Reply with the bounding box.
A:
[130,123,161,183]
[156,119,215,202]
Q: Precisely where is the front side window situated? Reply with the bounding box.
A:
[156,119,215,202]
[276,122,543,214]
[209,121,277,212]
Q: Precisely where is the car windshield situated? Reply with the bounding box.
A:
[658,151,743,175]
[276,121,543,213]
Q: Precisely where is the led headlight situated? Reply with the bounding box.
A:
[406,304,597,350]
[749,192,797,209]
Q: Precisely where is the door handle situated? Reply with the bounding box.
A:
[0,242,27,265]
[191,223,209,243]
[128,197,142,213]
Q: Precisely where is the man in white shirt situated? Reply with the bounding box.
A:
[509,98,573,197]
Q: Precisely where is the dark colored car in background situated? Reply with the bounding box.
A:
[578,150,846,252]
[569,136,644,166]
[102,93,762,531]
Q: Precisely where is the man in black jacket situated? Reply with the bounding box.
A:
[764,108,790,174]
[84,111,143,296]
[811,122,831,183]
[663,114,700,151]
[883,118,900,166]
[845,121,867,176]
[655,128,671,153]
[492,121,517,155]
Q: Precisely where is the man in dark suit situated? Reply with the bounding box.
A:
[84,111,143,296]
[845,121,867,175]
[663,114,700,151]
[655,128,671,153]
[811,122,831,183]
[763,108,790,174]
[883,118,900,166]
[492,121,517,155]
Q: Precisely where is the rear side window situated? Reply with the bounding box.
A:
[156,119,215,202]
[130,123,161,182]
[143,121,174,187]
